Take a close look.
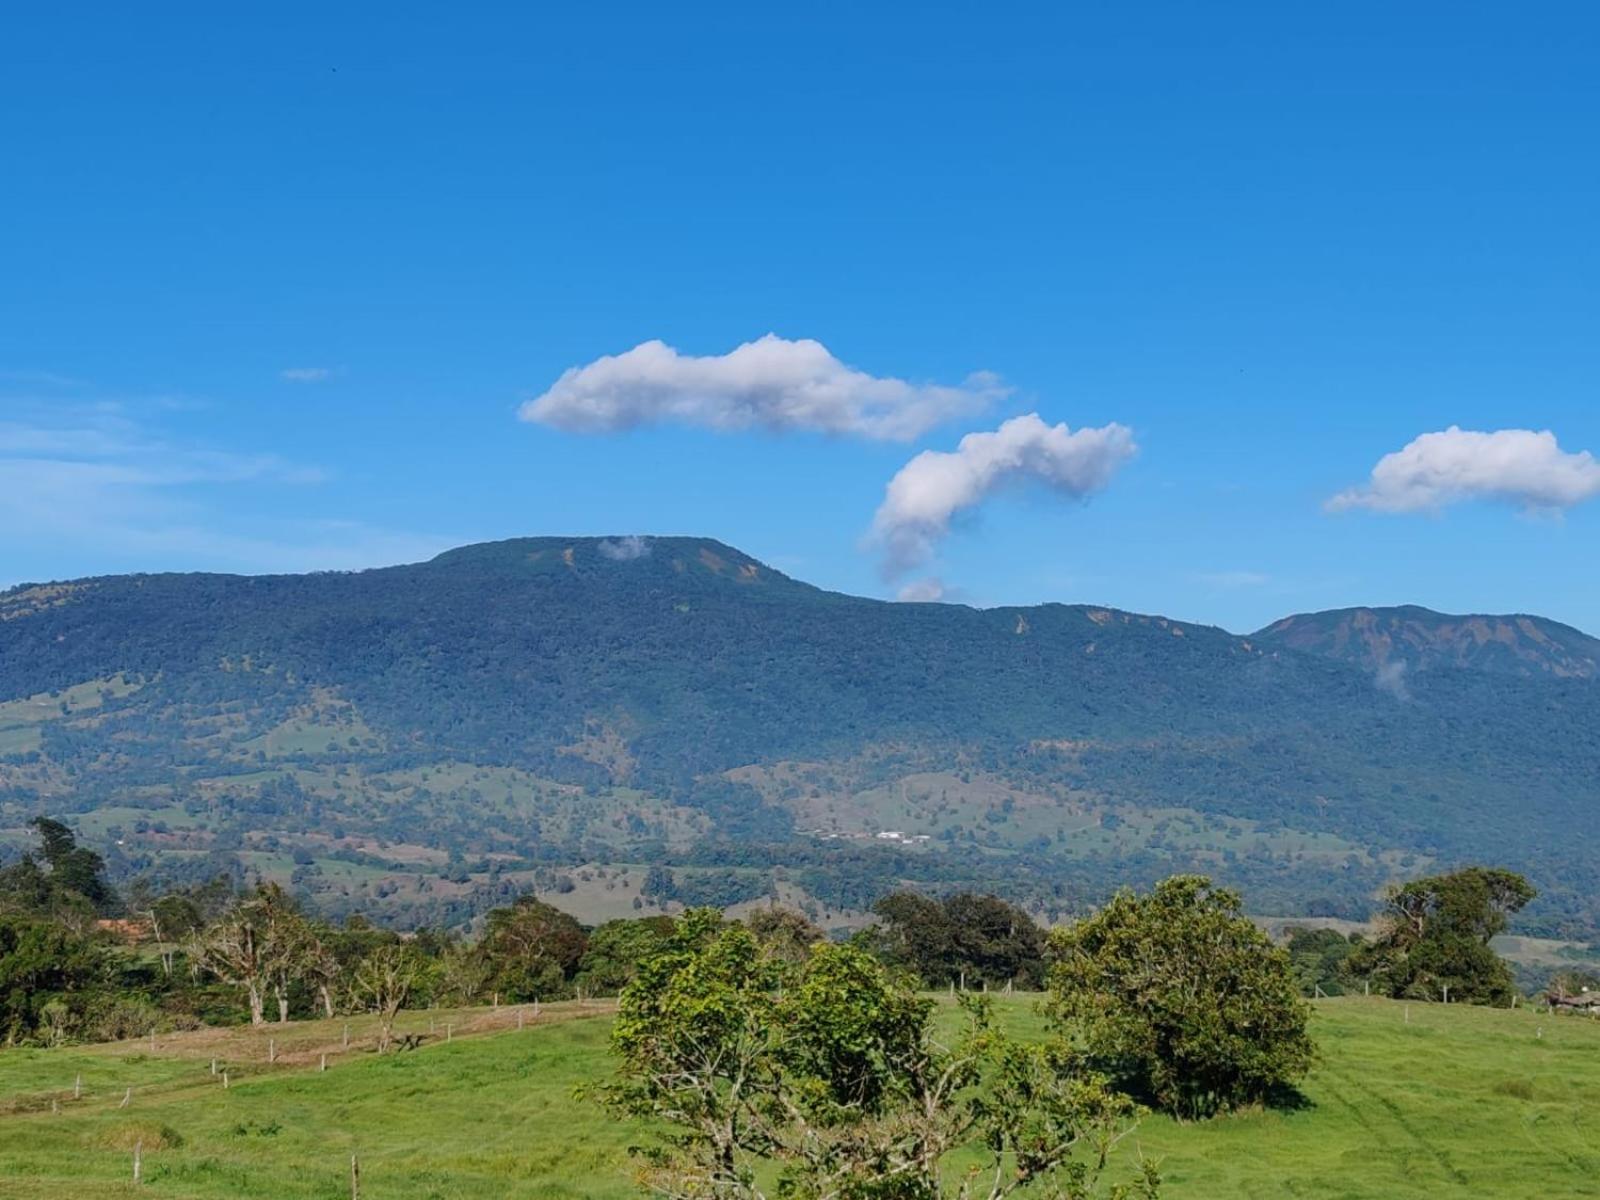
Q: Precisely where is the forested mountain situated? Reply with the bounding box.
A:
[2,537,1597,936]
[1255,605,1600,680]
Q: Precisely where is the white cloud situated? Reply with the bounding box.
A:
[896,578,947,602]
[281,367,335,383]
[597,535,651,561]
[869,413,1137,577]
[1329,426,1600,514]
[519,334,1005,441]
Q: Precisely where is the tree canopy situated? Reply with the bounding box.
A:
[1348,867,1535,1005]
[1048,876,1315,1118]
[599,908,1159,1199]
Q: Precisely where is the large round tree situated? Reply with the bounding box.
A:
[1048,875,1315,1118]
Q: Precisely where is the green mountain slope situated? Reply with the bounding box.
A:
[1,537,1597,934]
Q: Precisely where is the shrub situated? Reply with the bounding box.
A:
[1049,875,1315,1118]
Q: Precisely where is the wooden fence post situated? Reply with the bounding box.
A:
[120,1087,132,1109]
[351,1153,361,1199]
[133,1139,142,1185]
[74,1073,82,1100]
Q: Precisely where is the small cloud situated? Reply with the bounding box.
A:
[597,535,651,561]
[1195,570,1270,589]
[1329,426,1600,514]
[896,578,947,602]
[519,334,1005,442]
[281,367,336,383]
[1374,659,1411,702]
[869,413,1136,577]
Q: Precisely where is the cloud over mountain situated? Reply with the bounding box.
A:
[1329,426,1600,514]
[870,414,1136,576]
[519,335,1004,441]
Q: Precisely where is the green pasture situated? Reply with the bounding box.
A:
[1,997,1598,1198]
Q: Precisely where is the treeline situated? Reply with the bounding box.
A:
[0,817,1548,1049]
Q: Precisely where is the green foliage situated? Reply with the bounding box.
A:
[1048,876,1315,1118]
[599,909,1154,1199]
[0,817,117,921]
[869,891,1048,990]
[744,906,824,964]
[476,894,587,1001]
[1282,927,1361,997]
[0,914,111,1043]
[577,916,676,994]
[1349,867,1535,1005]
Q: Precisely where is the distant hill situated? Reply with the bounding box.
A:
[1,537,1597,936]
[1255,606,1600,680]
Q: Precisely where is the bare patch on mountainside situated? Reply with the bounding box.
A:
[1258,606,1600,679]
[0,581,90,621]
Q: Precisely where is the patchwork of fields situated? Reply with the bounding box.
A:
[2,996,1598,1198]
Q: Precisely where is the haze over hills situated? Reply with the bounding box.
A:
[1,536,1597,937]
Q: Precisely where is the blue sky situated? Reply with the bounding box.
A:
[3,3,1597,633]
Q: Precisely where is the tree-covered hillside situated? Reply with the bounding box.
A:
[2,537,1597,934]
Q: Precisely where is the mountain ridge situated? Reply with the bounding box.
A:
[2,535,1597,936]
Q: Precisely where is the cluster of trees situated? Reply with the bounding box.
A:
[0,812,1544,1057]
[1276,867,1540,1005]
[0,819,688,1046]
[599,909,1164,1200]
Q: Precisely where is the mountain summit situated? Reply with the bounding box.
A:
[1254,606,1600,680]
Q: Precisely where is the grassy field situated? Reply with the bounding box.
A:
[1,996,1598,1198]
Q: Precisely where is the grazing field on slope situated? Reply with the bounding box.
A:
[1,998,1598,1198]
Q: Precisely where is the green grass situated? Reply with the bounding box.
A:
[2,997,1599,1198]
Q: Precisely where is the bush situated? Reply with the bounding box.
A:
[1049,874,1315,1118]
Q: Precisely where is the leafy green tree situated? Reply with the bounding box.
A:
[1048,875,1315,1118]
[1348,867,1535,1005]
[743,906,823,965]
[1282,926,1361,997]
[0,914,111,1044]
[477,894,587,1001]
[0,819,118,925]
[870,891,1047,989]
[598,908,1159,1199]
[29,818,117,912]
[576,916,675,995]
